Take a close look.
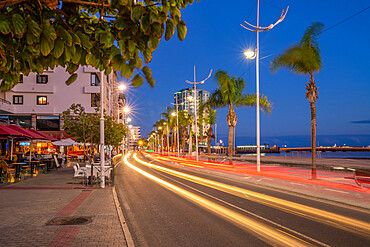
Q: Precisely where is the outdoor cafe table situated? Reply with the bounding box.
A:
[11,162,26,180]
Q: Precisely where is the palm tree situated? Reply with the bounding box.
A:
[209,70,272,159]
[161,107,175,151]
[204,104,217,154]
[270,22,324,179]
[177,110,192,154]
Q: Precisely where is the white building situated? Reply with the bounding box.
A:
[0,66,118,138]
[128,126,141,147]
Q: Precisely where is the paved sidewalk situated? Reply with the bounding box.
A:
[0,163,127,247]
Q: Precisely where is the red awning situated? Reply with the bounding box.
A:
[6,125,48,140]
[28,129,59,141]
[0,125,29,137]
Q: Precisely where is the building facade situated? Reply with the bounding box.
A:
[173,87,210,138]
[0,66,118,138]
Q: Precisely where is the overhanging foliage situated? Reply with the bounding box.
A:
[0,0,198,91]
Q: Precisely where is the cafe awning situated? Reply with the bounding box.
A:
[28,129,59,141]
[6,125,48,140]
[0,125,30,138]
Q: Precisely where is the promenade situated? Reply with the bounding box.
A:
[0,163,127,247]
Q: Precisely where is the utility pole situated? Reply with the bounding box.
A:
[241,1,288,172]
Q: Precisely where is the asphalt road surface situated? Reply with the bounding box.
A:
[114,152,370,247]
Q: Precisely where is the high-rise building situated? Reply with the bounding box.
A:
[128,126,141,147]
[173,87,210,137]
[0,66,117,138]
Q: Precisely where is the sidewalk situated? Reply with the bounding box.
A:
[0,162,127,247]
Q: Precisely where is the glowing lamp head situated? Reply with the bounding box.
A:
[118,84,126,90]
[171,112,176,117]
[123,107,130,113]
[244,49,256,59]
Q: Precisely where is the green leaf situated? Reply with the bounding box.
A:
[148,78,155,88]
[136,56,143,69]
[149,37,160,52]
[76,31,92,50]
[142,66,152,80]
[57,26,72,46]
[26,30,38,45]
[105,66,112,75]
[177,20,187,41]
[131,6,145,22]
[120,63,134,79]
[140,15,150,34]
[68,30,81,45]
[143,49,152,63]
[52,39,65,59]
[65,73,78,85]
[40,35,54,56]
[86,53,97,66]
[65,45,76,61]
[12,14,27,37]
[67,63,78,74]
[0,16,12,35]
[128,40,135,52]
[165,19,175,41]
[26,15,41,37]
[131,74,144,87]
[151,22,163,38]
[72,46,82,64]
[100,31,114,48]
[118,40,126,52]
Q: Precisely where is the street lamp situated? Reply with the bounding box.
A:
[164,122,169,154]
[241,1,288,172]
[186,66,212,161]
[171,99,183,156]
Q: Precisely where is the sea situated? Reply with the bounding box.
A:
[216,134,370,159]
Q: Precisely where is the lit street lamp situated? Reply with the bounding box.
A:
[186,66,212,161]
[241,1,288,172]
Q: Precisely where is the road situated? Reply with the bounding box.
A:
[114,152,370,247]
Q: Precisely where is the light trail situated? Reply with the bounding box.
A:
[124,153,313,246]
[134,153,370,238]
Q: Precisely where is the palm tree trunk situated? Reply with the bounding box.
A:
[310,102,317,179]
[306,73,318,179]
[228,126,234,158]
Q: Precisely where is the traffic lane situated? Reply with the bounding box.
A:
[137,153,370,246]
[115,155,267,247]
[140,152,370,222]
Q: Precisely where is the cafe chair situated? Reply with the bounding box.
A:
[73,165,86,185]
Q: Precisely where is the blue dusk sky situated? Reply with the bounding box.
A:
[119,0,370,142]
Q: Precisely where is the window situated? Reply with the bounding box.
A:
[91,93,100,107]
[13,95,23,105]
[91,73,100,86]
[37,96,47,105]
[18,74,23,83]
[36,116,60,131]
[36,75,48,84]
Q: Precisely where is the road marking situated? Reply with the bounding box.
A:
[289,182,306,186]
[135,153,370,238]
[324,188,349,194]
[126,154,313,247]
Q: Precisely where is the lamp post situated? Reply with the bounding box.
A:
[171,98,183,156]
[241,1,288,172]
[123,107,130,153]
[117,84,126,154]
[186,66,212,161]
[164,122,169,154]
[99,70,105,188]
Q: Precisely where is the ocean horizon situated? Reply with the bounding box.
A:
[215,134,370,148]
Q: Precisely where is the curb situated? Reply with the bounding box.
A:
[112,187,135,247]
